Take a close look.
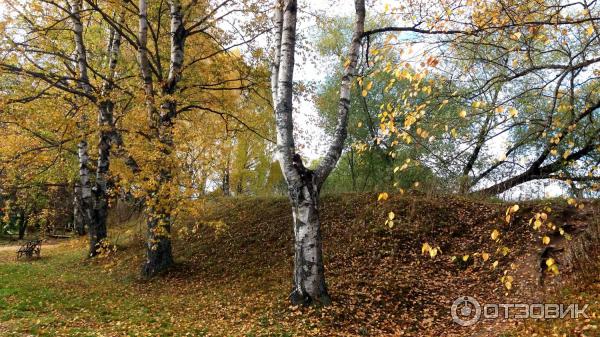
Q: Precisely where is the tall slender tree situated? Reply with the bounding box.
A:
[270,0,365,305]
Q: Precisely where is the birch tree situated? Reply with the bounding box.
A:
[68,1,131,256]
[270,0,365,305]
[68,0,94,243]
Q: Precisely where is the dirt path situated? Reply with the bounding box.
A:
[0,241,63,254]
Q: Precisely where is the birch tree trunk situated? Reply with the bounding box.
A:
[70,0,95,246]
[288,162,329,305]
[91,14,125,256]
[138,0,186,277]
[77,140,94,241]
[270,0,365,306]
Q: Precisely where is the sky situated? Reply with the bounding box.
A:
[292,0,356,159]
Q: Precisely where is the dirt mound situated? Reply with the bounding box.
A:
[160,193,598,336]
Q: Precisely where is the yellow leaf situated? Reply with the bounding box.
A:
[546,258,555,267]
[462,255,469,262]
[361,90,368,97]
[491,229,500,241]
[482,252,490,262]
[587,25,595,36]
[542,236,551,245]
[459,110,467,118]
[388,211,395,220]
[509,107,518,117]
[429,247,438,258]
[377,192,389,201]
[421,242,431,255]
[492,260,499,269]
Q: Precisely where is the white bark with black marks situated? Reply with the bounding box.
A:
[77,140,94,234]
[69,0,94,245]
[313,0,365,186]
[270,0,283,105]
[270,0,365,306]
[91,13,125,257]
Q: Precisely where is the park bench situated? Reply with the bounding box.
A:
[16,239,42,259]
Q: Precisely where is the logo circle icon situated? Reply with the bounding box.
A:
[451,296,481,326]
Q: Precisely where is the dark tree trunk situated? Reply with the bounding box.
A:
[141,215,174,277]
[222,168,231,196]
[140,137,176,275]
[475,142,596,196]
[136,0,182,278]
[87,12,125,257]
[17,211,26,240]
[222,155,231,196]
[73,185,86,236]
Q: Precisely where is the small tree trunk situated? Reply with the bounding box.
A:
[222,169,231,196]
[17,211,26,240]
[222,156,231,196]
[288,173,330,306]
[73,185,86,235]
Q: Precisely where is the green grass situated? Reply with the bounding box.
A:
[0,240,297,336]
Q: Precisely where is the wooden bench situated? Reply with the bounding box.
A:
[16,240,42,259]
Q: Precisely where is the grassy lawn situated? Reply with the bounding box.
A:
[0,242,299,336]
